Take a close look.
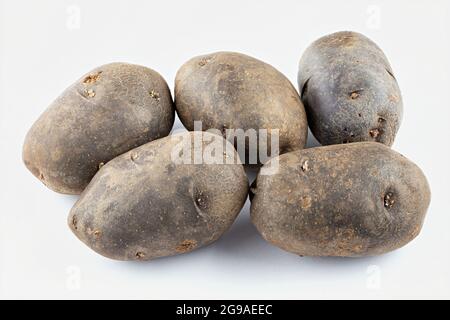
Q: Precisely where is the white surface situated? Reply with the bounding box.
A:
[1,0,449,299]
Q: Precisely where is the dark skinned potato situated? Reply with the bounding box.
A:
[251,142,430,257]
[69,132,248,261]
[298,31,402,146]
[175,51,308,165]
[23,62,174,195]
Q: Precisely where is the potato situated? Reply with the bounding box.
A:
[68,132,248,261]
[175,51,308,165]
[298,31,402,146]
[23,62,174,194]
[250,142,430,257]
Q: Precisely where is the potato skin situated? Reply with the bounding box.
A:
[251,142,430,257]
[175,51,308,164]
[23,62,174,194]
[68,132,248,261]
[298,31,402,146]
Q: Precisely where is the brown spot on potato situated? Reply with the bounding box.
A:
[176,240,197,253]
[130,152,138,162]
[71,215,78,230]
[135,252,146,259]
[350,89,363,100]
[198,56,213,66]
[384,192,395,208]
[85,89,96,98]
[93,230,101,238]
[300,196,312,209]
[369,128,381,139]
[338,33,357,46]
[369,128,383,141]
[149,90,160,101]
[83,71,102,84]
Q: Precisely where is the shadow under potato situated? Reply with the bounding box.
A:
[105,205,400,271]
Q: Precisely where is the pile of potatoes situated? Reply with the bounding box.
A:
[23,31,430,261]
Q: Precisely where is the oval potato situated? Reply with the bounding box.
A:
[68,132,248,261]
[175,51,308,164]
[251,142,430,257]
[23,62,174,194]
[298,31,402,146]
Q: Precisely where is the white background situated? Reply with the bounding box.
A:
[1,0,449,299]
